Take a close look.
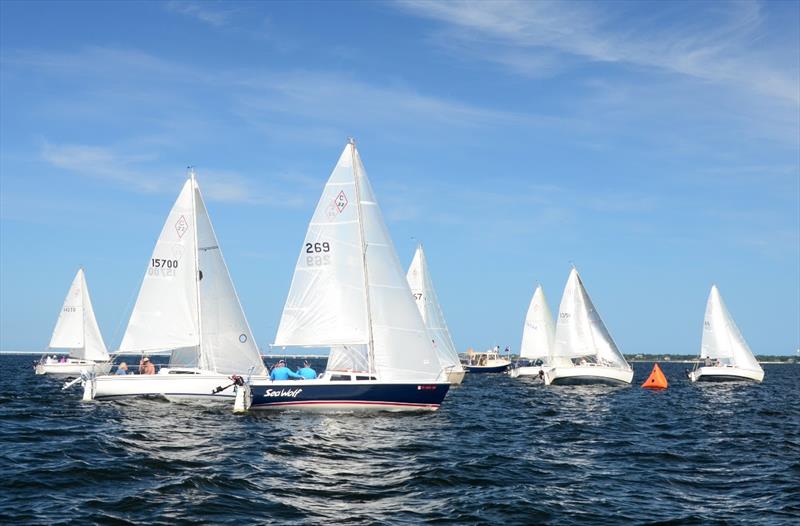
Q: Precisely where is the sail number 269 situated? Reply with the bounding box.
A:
[305,241,331,267]
[305,242,330,253]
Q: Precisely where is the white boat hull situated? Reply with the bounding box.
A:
[447,370,465,384]
[688,366,764,383]
[544,365,633,386]
[35,360,112,377]
[83,369,253,401]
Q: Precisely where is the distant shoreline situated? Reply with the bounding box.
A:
[1,350,796,364]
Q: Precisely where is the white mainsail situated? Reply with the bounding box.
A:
[119,180,199,354]
[406,245,463,373]
[274,145,369,350]
[119,174,265,375]
[274,141,443,382]
[519,284,555,362]
[551,268,629,370]
[701,285,762,372]
[49,268,109,361]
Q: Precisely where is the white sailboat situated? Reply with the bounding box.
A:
[81,170,267,401]
[509,284,555,379]
[35,268,112,377]
[236,140,450,412]
[688,285,764,383]
[406,244,465,384]
[543,268,633,385]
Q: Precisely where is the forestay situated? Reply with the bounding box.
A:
[552,268,629,369]
[519,285,555,361]
[49,268,109,361]
[701,285,761,371]
[406,245,463,373]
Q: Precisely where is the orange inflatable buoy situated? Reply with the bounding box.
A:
[642,363,668,389]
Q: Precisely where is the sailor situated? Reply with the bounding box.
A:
[115,362,129,375]
[270,360,303,381]
[297,360,317,380]
[139,357,156,375]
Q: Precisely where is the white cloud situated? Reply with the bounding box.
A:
[164,1,235,27]
[40,142,304,207]
[396,0,799,106]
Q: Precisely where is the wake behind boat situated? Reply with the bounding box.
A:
[35,268,112,377]
[688,285,764,383]
[81,170,267,401]
[235,140,449,412]
[407,244,465,384]
[543,268,633,386]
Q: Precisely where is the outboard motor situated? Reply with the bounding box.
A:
[81,371,96,401]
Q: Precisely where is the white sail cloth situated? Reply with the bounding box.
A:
[406,245,464,373]
[49,268,109,361]
[119,176,265,375]
[551,268,629,370]
[519,284,555,361]
[274,142,443,382]
[701,285,762,372]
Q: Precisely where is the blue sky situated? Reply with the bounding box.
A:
[1,0,798,355]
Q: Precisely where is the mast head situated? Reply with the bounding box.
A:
[187,165,196,181]
[347,137,356,147]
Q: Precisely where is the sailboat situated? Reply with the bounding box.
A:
[509,284,555,379]
[543,268,633,385]
[81,170,267,401]
[406,244,465,384]
[35,268,112,377]
[688,285,764,383]
[236,140,450,412]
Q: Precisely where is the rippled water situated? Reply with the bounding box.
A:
[1,355,798,525]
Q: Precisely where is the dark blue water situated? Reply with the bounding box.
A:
[1,355,798,525]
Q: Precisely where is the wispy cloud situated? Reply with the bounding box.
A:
[40,142,304,207]
[164,1,235,27]
[397,0,799,106]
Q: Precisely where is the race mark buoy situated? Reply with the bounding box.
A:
[642,363,668,389]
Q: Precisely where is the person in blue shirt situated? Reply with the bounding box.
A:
[297,361,317,380]
[270,360,303,381]
[115,362,129,375]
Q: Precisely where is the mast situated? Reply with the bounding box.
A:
[188,166,205,370]
[80,267,86,357]
[350,138,376,375]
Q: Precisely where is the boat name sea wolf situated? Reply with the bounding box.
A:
[264,388,303,398]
